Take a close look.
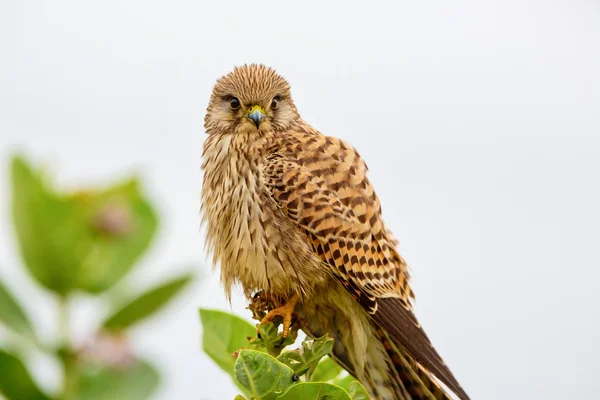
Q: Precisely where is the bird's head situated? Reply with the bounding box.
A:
[204,64,300,136]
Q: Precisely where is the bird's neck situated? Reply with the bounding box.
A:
[202,132,271,180]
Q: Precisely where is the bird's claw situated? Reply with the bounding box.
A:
[259,294,299,338]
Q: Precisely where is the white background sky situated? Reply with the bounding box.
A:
[1,1,599,399]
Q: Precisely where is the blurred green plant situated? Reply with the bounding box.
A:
[199,309,369,400]
[0,154,195,400]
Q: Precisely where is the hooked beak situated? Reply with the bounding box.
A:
[247,105,266,128]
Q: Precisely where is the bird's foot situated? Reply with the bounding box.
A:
[260,294,299,338]
[248,291,277,321]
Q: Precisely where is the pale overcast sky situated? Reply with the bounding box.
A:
[1,1,599,399]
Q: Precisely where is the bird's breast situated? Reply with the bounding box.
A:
[201,136,327,299]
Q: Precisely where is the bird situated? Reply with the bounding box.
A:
[201,64,470,400]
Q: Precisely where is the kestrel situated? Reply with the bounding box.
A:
[201,64,469,400]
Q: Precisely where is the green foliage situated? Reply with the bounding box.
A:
[277,336,333,377]
[234,349,295,400]
[199,308,369,400]
[252,322,298,357]
[344,381,370,400]
[199,309,257,396]
[103,274,194,330]
[277,382,351,400]
[0,349,50,400]
[11,155,78,294]
[315,372,370,400]
[69,178,159,294]
[0,278,36,341]
[199,309,257,376]
[310,357,342,383]
[10,155,158,295]
[75,358,159,400]
[1,153,195,400]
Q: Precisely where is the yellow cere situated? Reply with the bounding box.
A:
[248,105,266,115]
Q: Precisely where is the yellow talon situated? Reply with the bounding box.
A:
[260,294,299,338]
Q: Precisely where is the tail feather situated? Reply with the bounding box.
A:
[340,326,455,400]
[379,328,454,400]
[416,365,456,400]
[373,298,469,400]
[330,331,411,399]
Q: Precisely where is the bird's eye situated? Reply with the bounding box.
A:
[229,97,241,110]
[271,96,280,109]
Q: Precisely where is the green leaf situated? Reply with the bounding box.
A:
[331,376,369,400]
[277,336,333,377]
[276,382,351,400]
[0,279,36,340]
[67,178,159,293]
[332,375,353,389]
[310,357,369,399]
[233,396,247,400]
[0,348,50,400]
[199,309,257,377]
[255,322,298,357]
[10,154,78,294]
[10,155,158,295]
[103,274,193,330]
[346,381,369,400]
[76,358,159,400]
[234,349,295,400]
[199,309,258,398]
[310,357,343,383]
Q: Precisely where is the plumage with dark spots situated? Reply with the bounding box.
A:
[201,64,470,400]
